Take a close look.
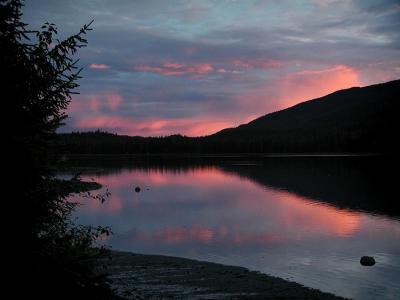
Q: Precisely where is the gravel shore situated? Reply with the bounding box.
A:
[107,251,349,300]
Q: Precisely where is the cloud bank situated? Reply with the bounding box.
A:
[23,0,400,136]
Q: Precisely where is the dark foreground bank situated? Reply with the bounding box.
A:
[106,251,349,300]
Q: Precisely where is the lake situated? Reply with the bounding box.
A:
[64,155,400,300]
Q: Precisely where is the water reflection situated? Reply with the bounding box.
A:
[66,156,400,300]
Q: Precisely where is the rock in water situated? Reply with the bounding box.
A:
[360,256,375,266]
[135,186,141,193]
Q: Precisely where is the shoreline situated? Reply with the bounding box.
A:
[106,251,350,300]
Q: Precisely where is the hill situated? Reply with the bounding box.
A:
[211,79,398,152]
[56,79,399,154]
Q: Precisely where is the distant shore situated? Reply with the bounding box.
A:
[63,152,384,158]
[106,251,349,300]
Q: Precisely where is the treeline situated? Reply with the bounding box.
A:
[56,131,205,154]
[55,125,389,154]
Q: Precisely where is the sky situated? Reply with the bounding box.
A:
[23,0,400,137]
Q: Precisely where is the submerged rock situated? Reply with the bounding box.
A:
[360,256,375,266]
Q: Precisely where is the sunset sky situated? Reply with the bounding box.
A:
[23,0,400,136]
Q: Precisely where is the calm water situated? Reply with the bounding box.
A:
[65,156,400,300]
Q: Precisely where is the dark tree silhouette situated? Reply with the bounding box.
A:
[3,0,113,298]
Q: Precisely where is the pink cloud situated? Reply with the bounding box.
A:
[232,58,282,69]
[277,64,360,108]
[89,63,109,70]
[75,115,128,129]
[74,115,233,136]
[68,92,123,113]
[89,97,101,112]
[70,64,361,137]
[233,64,361,115]
[134,62,214,76]
[106,94,122,110]
[68,95,101,113]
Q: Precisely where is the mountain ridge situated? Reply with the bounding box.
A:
[213,79,398,137]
